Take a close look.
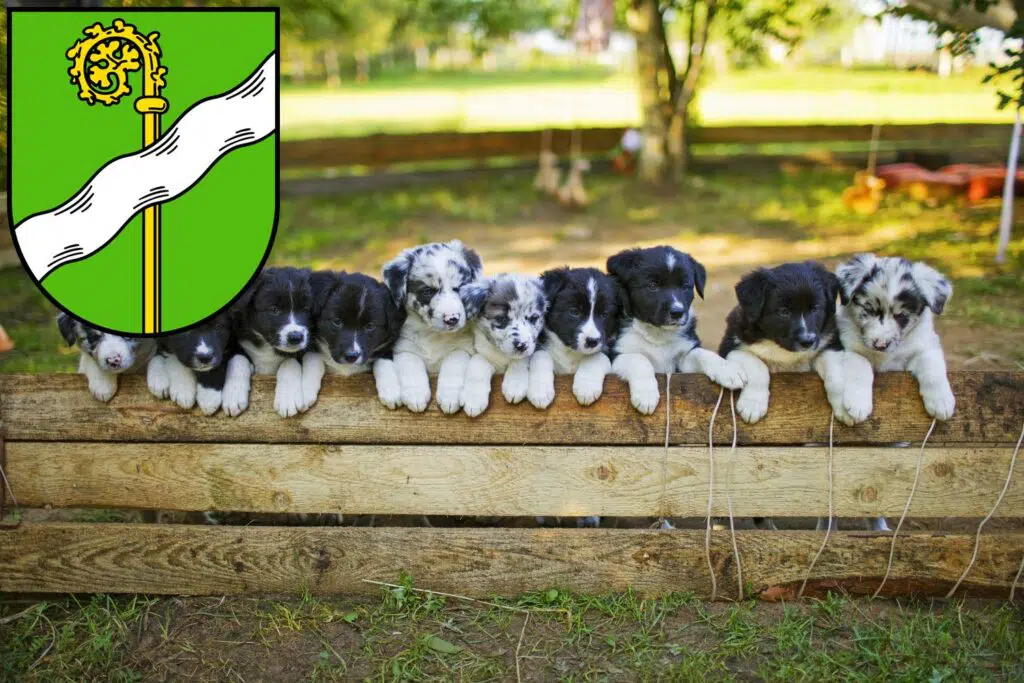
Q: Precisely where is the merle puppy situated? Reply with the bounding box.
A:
[836,253,955,422]
[148,312,251,416]
[233,266,314,418]
[608,246,746,414]
[57,312,156,402]
[460,273,548,417]
[382,239,486,413]
[528,267,623,411]
[300,270,406,411]
[720,261,861,426]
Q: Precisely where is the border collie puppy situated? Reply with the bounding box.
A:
[460,274,548,417]
[233,266,314,418]
[836,254,955,421]
[300,270,406,411]
[382,239,485,413]
[148,312,251,416]
[56,312,156,402]
[608,246,746,414]
[528,267,623,410]
[719,261,861,426]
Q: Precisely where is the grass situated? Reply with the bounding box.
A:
[3,587,1023,681]
[279,65,1015,139]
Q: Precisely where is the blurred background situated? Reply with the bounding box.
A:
[1,0,1022,371]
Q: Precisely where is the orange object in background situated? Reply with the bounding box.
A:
[866,162,1024,205]
[841,171,886,215]
[0,325,13,353]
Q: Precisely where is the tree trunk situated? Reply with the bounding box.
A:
[627,0,674,184]
[323,46,341,88]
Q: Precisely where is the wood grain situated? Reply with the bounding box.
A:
[1,524,1020,599]
[1,372,1020,445]
[9,443,1024,518]
[279,124,1008,169]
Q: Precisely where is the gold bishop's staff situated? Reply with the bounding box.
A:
[67,19,168,333]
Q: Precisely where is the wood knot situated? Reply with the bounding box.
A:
[862,487,877,503]
[931,462,953,477]
[596,464,617,482]
[272,491,291,510]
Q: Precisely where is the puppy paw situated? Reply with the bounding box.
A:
[629,378,661,415]
[402,383,432,413]
[168,377,196,410]
[460,379,491,418]
[527,375,555,409]
[922,386,955,421]
[435,383,463,415]
[577,516,601,529]
[502,368,530,404]
[376,375,403,410]
[222,384,249,417]
[842,383,873,425]
[274,360,304,418]
[736,386,769,424]
[707,359,747,390]
[88,375,118,403]
[196,386,222,416]
[147,357,169,399]
[573,369,605,406]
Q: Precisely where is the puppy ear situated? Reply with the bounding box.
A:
[461,279,491,320]
[382,251,412,306]
[911,261,952,314]
[451,239,483,279]
[835,253,876,305]
[606,249,639,282]
[56,312,78,346]
[310,271,339,317]
[811,262,841,307]
[688,255,707,299]
[540,268,570,302]
[615,280,631,318]
[735,269,768,322]
[378,280,407,341]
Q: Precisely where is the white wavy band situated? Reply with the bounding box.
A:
[14,52,277,281]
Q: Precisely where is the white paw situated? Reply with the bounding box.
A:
[527,375,555,409]
[168,375,196,410]
[222,383,249,417]
[460,379,490,418]
[376,374,403,410]
[402,382,432,413]
[922,386,955,421]
[869,517,891,532]
[736,386,769,424]
[707,360,747,390]
[196,386,222,416]
[629,378,660,415]
[502,370,529,404]
[842,383,873,425]
[436,383,463,415]
[573,369,605,406]
[88,375,117,403]
[274,361,305,418]
[147,357,169,399]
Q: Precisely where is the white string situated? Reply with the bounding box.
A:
[0,457,18,515]
[1011,553,1024,602]
[798,412,836,599]
[946,421,1024,598]
[705,388,724,601]
[660,372,673,527]
[873,418,937,598]
[727,391,743,600]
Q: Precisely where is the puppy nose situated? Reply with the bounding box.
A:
[669,306,685,321]
[513,340,528,352]
[104,355,123,368]
[442,314,461,328]
[872,340,891,351]
[796,332,817,349]
[342,350,361,363]
[583,336,600,349]
[286,330,305,345]
[194,350,214,365]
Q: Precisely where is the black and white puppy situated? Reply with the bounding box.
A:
[148,313,251,416]
[608,246,746,414]
[719,261,862,426]
[56,312,156,402]
[836,254,955,421]
[528,267,622,409]
[300,270,406,410]
[382,239,485,413]
[233,266,314,418]
[460,273,548,417]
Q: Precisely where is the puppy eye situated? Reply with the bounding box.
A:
[528,314,540,324]
[646,281,658,291]
[332,316,344,326]
[365,322,376,332]
[778,308,790,317]
[569,308,581,317]
[421,286,438,298]
[269,306,281,315]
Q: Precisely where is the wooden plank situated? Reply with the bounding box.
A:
[280,124,1009,169]
[1,524,1020,599]
[9,443,1024,518]
[1,373,1020,445]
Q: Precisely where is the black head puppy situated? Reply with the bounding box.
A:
[233,266,314,417]
[608,246,745,415]
[719,261,854,425]
[303,270,406,410]
[527,267,622,409]
[57,312,156,402]
[149,313,251,417]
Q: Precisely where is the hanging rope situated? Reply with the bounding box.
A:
[659,371,673,528]
[873,419,938,598]
[727,391,744,600]
[798,413,836,599]
[946,421,1024,598]
[705,388,725,601]
[1011,552,1024,602]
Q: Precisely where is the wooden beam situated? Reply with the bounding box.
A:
[1,373,1020,445]
[9,443,1024,518]
[1,524,1020,599]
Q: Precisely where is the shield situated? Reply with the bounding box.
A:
[8,7,279,335]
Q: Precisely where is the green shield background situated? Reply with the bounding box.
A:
[10,9,277,334]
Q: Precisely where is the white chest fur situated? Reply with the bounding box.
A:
[614,320,698,373]
[743,340,818,372]
[394,314,475,372]
[240,339,285,375]
[316,345,371,376]
[543,329,592,374]
[473,326,515,371]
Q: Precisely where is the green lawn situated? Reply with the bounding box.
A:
[280,66,1015,139]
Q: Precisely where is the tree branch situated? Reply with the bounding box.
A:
[900,0,1017,33]
[675,0,717,112]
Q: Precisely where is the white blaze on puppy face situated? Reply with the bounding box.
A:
[277,282,310,351]
[93,334,136,372]
[577,277,601,352]
[479,274,547,358]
